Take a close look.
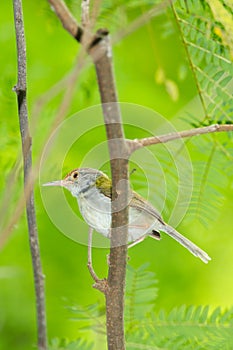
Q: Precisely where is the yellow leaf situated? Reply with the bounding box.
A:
[165,79,179,102]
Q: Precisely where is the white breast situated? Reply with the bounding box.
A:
[77,188,161,242]
[78,187,111,237]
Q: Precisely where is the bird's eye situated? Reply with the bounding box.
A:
[73,172,78,179]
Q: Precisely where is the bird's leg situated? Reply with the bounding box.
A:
[86,227,108,293]
[87,227,100,283]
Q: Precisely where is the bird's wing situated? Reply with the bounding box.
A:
[95,175,112,198]
[130,191,165,224]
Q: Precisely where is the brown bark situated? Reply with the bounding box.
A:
[13,1,47,349]
[91,34,129,350]
[127,123,233,153]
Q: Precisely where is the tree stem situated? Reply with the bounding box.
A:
[13,1,47,349]
[91,33,129,350]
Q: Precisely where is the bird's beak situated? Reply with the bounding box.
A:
[43,180,63,187]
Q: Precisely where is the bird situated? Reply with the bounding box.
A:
[43,167,211,263]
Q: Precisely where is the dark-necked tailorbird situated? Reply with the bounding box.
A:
[43,167,211,263]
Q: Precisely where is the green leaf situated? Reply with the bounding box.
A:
[219,75,232,87]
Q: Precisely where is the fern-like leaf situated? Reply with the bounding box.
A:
[182,134,231,226]
[125,263,158,330]
[49,337,94,350]
[127,305,233,349]
[172,0,233,124]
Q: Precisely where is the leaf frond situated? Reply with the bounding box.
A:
[172,0,233,124]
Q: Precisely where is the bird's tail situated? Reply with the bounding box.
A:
[163,224,211,264]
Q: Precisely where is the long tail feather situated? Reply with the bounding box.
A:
[163,224,211,264]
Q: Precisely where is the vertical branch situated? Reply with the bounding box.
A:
[12,1,47,350]
[90,35,129,350]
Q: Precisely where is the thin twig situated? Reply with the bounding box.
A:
[48,0,101,49]
[0,158,21,228]
[128,124,233,153]
[0,170,37,248]
[12,1,47,350]
[112,1,170,44]
[48,0,83,40]
[90,0,102,31]
[81,0,90,27]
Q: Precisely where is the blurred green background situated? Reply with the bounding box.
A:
[0,1,233,349]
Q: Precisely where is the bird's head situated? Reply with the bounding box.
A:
[43,167,111,198]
